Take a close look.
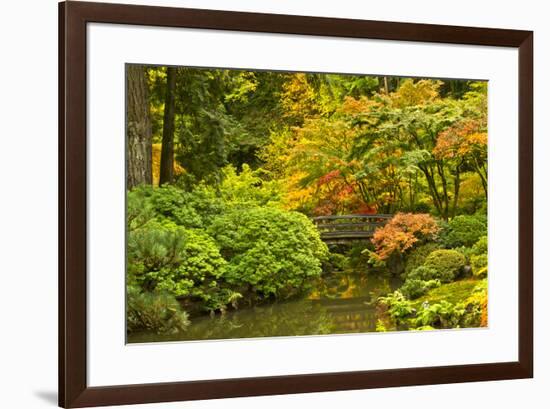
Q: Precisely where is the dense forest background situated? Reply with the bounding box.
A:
[126,65,489,341]
[127,66,487,219]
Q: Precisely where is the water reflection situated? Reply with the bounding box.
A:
[128,272,401,343]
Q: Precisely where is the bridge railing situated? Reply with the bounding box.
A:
[312,214,393,241]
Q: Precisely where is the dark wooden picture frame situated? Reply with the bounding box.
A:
[59,1,533,407]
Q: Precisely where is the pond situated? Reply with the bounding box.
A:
[128,271,402,343]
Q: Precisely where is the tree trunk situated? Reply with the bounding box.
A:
[473,157,488,197]
[436,161,449,220]
[127,65,152,189]
[419,164,444,218]
[159,67,177,185]
[451,164,462,218]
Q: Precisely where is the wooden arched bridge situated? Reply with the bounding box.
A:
[312,214,392,243]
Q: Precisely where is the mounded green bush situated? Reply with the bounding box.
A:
[454,235,488,263]
[127,185,225,230]
[208,207,328,300]
[441,214,487,248]
[403,243,441,278]
[400,278,441,300]
[127,225,234,312]
[127,224,185,276]
[148,229,227,293]
[423,249,466,283]
[407,265,440,281]
[472,236,488,255]
[126,286,190,334]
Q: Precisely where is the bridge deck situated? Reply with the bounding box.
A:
[312,214,392,242]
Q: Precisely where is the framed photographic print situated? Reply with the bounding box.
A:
[59,1,533,407]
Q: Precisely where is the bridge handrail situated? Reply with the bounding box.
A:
[312,214,393,221]
[311,214,393,242]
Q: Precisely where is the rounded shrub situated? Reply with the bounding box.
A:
[371,213,440,261]
[423,249,466,282]
[403,242,441,278]
[208,207,328,300]
[127,225,233,312]
[407,265,439,281]
[441,215,487,248]
[127,185,225,229]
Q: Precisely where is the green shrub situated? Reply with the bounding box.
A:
[126,286,190,334]
[472,236,488,255]
[127,188,156,231]
[218,164,282,208]
[441,214,487,248]
[180,185,228,227]
[127,185,225,229]
[408,263,462,283]
[403,242,441,279]
[128,226,235,312]
[378,291,415,324]
[127,224,186,276]
[149,230,226,293]
[415,300,466,328]
[423,249,466,283]
[414,296,483,329]
[407,265,439,281]
[450,246,473,263]
[471,254,488,277]
[346,243,372,270]
[400,279,425,299]
[454,235,488,264]
[209,207,328,300]
[326,252,349,272]
[132,185,202,228]
[401,278,441,300]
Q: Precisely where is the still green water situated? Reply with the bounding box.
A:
[128,272,401,343]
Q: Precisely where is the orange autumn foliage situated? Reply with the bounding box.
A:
[433,119,487,160]
[389,79,441,108]
[351,203,378,215]
[371,213,440,260]
[341,96,380,115]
